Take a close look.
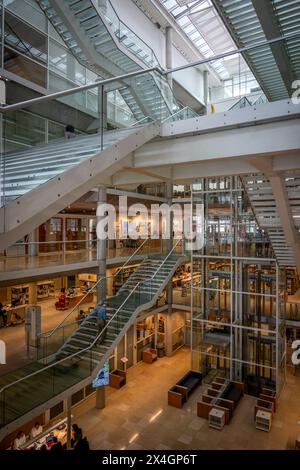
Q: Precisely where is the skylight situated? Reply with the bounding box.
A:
[159,0,250,81]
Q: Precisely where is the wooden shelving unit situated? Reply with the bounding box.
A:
[255,409,272,432]
[208,408,225,430]
[37,281,55,301]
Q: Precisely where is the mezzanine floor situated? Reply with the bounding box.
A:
[72,348,300,450]
[0,297,94,375]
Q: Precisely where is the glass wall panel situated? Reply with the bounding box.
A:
[4,11,47,65]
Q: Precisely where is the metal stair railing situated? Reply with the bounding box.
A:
[0,240,183,403]
[39,237,151,341]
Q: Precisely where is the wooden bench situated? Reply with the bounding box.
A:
[197,378,244,425]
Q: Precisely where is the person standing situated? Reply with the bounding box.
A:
[65,124,76,139]
[94,302,107,341]
[71,423,82,448]
[30,421,43,439]
[0,303,7,327]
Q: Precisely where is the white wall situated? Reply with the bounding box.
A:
[110,0,204,103]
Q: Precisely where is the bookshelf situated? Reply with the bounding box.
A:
[37,281,55,301]
[11,285,29,305]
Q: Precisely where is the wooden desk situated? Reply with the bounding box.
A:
[5,305,26,325]
[66,292,94,308]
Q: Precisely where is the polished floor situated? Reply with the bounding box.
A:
[0,297,94,375]
[72,348,300,450]
[0,245,159,275]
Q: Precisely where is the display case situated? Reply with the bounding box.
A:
[37,281,55,300]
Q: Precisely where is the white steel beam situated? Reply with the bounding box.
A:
[161,99,300,137]
[0,123,159,251]
[268,175,300,274]
[113,154,300,186]
[134,119,300,169]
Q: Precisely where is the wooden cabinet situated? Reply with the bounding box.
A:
[256,409,272,432]
[208,408,225,430]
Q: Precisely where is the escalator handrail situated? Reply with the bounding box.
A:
[41,238,150,339]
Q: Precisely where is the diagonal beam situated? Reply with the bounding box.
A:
[122,166,172,182]
[252,0,294,95]
[268,174,300,274]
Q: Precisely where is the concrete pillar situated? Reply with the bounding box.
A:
[98,86,108,133]
[166,182,173,312]
[165,26,173,89]
[203,70,209,114]
[28,282,37,304]
[95,386,106,409]
[66,395,72,450]
[28,229,38,256]
[97,186,107,303]
[165,312,173,356]
[62,217,66,258]
[66,51,76,82]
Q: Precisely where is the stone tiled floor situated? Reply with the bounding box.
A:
[0,297,94,375]
[73,348,300,450]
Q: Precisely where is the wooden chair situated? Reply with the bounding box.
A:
[142,348,158,364]
[109,370,127,389]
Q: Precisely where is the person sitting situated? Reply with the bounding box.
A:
[13,430,26,450]
[30,421,43,439]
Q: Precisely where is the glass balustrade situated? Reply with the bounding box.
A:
[0,243,182,427]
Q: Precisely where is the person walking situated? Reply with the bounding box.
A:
[94,302,107,342]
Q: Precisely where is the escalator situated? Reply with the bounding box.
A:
[0,245,185,438]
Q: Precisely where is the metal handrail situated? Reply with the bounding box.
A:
[99,0,161,68]
[0,67,160,112]
[0,32,298,114]
[152,239,182,278]
[0,281,143,395]
[129,116,154,127]
[162,107,191,123]
[41,238,149,339]
[0,242,181,395]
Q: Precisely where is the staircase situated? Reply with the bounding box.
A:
[0,251,184,437]
[0,121,159,250]
[36,0,186,121]
[2,127,141,204]
[243,174,299,267]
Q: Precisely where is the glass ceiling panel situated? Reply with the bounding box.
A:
[159,0,253,81]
